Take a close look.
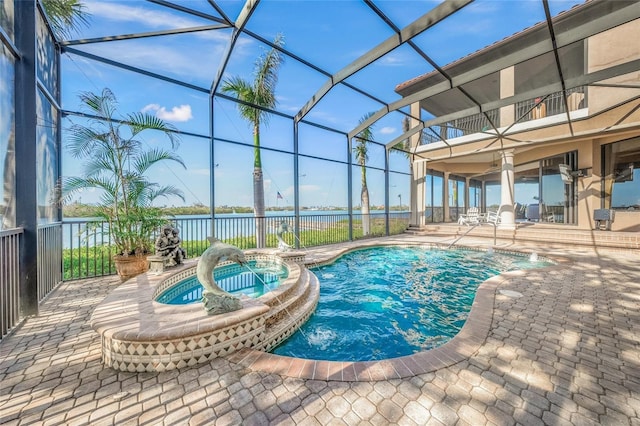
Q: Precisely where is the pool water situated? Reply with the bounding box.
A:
[156,260,288,305]
[272,246,552,361]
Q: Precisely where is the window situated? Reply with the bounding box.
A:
[469,179,482,208]
[424,171,443,223]
[603,138,640,211]
[0,43,15,230]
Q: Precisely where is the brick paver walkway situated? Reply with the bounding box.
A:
[1,235,639,425]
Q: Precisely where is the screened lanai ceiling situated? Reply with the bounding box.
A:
[58,0,640,157]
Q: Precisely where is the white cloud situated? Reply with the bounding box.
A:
[379,53,407,67]
[85,1,224,39]
[142,104,193,122]
[379,126,396,135]
[83,0,254,47]
[188,168,210,177]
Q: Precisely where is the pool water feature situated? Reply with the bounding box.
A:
[272,246,553,361]
[91,250,320,372]
[155,260,288,304]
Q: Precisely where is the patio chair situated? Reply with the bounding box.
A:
[486,206,502,225]
[540,204,555,223]
[458,207,480,226]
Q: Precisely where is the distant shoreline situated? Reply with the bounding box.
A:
[62,204,397,218]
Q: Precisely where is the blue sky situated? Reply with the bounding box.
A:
[59,0,586,209]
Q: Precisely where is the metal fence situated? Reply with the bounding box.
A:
[62,212,411,280]
[37,223,63,302]
[1,228,22,340]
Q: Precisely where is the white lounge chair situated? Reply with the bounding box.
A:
[458,207,480,226]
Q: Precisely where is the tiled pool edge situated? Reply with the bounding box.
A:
[90,251,317,373]
[226,244,571,381]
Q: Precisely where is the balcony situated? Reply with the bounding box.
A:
[421,86,587,145]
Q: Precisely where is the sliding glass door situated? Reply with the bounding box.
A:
[541,151,577,224]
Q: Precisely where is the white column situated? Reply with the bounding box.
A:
[465,177,471,208]
[443,171,450,222]
[409,102,424,227]
[499,150,516,229]
[411,161,425,226]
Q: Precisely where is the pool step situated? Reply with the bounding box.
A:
[404,223,639,250]
[260,268,320,352]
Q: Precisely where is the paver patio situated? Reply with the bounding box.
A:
[1,234,639,425]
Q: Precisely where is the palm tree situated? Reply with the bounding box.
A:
[42,0,89,39]
[221,34,285,248]
[63,88,186,259]
[394,116,417,221]
[354,112,375,236]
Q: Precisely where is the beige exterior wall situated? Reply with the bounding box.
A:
[588,20,640,114]
[499,67,515,127]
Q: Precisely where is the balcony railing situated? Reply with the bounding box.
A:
[62,212,411,280]
[422,86,586,145]
[422,109,500,144]
[516,86,585,120]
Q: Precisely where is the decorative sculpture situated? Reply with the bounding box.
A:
[276,221,292,251]
[196,237,247,315]
[155,225,185,266]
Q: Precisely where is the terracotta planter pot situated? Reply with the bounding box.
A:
[114,254,149,281]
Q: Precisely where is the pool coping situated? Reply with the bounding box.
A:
[225,242,571,381]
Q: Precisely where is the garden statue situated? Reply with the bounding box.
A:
[170,228,187,263]
[276,221,292,251]
[155,225,185,266]
[196,237,246,315]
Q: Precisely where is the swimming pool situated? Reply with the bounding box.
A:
[272,246,552,361]
[155,260,289,304]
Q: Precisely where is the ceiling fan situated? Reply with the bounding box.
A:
[483,152,501,174]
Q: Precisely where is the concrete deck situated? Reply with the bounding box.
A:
[1,234,639,425]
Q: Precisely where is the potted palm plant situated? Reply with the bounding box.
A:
[63,88,186,280]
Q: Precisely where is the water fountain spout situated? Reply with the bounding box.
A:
[244,261,314,348]
[529,252,539,262]
[197,237,246,315]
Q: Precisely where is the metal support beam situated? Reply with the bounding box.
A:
[295,0,472,122]
[209,93,216,232]
[543,0,574,136]
[347,134,353,241]
[211,0,259,94]
[293,121,300,249]
[15,0,38,316]
[148,0,228,24]
[348,0,640,146]
[382,57,640,153]
[384,148,390,236]
[62,25,228,46]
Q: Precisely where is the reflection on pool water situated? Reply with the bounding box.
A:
[272,246,553,361]
[155,260,289,305]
